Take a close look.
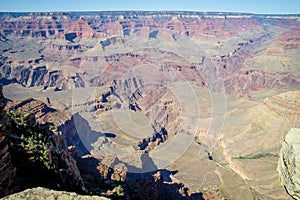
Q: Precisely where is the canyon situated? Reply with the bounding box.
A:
[0,11,299,199]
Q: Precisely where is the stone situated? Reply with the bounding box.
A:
[2,187,110,200]
[278,128,300,200]
[0,90,85,197]
[0,85,17,197]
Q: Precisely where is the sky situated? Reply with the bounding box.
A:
[0,0,300,14]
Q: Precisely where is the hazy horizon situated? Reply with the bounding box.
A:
[1,0,300,14]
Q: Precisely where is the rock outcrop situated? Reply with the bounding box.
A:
[0,65,80,90]
[0,85,17,197]
[264,91,300,115]
[2,187,110,200]
[0,86,85,197]
[95,154,127,182]
[80,153,204,199]
[278,128,300,199]
[126,170,204,200]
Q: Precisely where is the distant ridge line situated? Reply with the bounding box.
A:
[0,11,299,17]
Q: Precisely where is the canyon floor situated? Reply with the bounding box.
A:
[1,11,300,199]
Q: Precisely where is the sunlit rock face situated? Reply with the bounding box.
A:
[1,187,110,200]
[278,128,300,200]
[0,12,299,95]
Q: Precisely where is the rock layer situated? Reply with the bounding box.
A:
[0,86,85,197]
[0,85,17,197]
[1,12,299,97]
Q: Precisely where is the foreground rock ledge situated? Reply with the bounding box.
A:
[1,187,110,200]
[278,128,300,200]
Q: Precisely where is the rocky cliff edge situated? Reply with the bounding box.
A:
[278,128,300,200]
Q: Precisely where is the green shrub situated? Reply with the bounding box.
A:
[116,185,123,196]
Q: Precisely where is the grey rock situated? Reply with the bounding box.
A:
[1,187,110,200]
[278,128,300,200]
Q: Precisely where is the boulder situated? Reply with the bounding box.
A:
[278,128,300,199]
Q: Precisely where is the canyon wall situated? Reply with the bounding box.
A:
[0,85,85,197]
[0,12,299,97]
[0,85,17,197]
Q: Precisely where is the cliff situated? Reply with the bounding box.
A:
[0,85,17,196]
[0,85,85,197]
[0,12,299,97]
[0,84,206,199]
[278,128,300,199]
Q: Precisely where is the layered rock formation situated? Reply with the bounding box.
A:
[278,128,300,200]
[0,86,85,197]
[0,12,299,96]
[0,85,17,197]
[0,11,262,39]
[0,84,206,199]
[264,91,300,115]
[1,11,300,199]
